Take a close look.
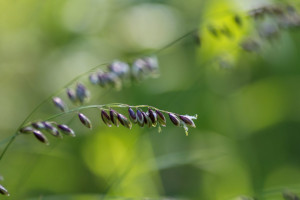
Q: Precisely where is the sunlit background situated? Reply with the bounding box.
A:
[1,0,300,199]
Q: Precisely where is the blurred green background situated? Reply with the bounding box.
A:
[1,0,300,199]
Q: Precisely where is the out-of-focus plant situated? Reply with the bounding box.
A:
[0,1,300,199]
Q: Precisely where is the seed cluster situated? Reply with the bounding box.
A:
[195,4,300,68]
[66,83,90,105]
[99,107,197,136]
[20,104,197,145]
[20,121,75,145]
[246,5,300,42]
[51,56,159,113]
[89,56,159,89]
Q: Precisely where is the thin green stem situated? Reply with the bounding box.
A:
[152,28,198,55]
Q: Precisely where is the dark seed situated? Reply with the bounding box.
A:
[142,112,151,127]
[32,121,45,129]
[78,113,92,129]
[42,121,61,137]
[136,109,144,127]
[67,88,77,103]
[20,126,34,134]
[33,130,49,145]
[109,109,119,127]
[101,110,112,127]
[148,109,157,127]
[142,112,148,124]
[52,97,66,112]
[117,113,132,129]
[128,107,137,123]
[155,110,166,127]
[57,124,75,137]
[179,115,196,128]
[0,184,9,196]
[169,113,180,126]
[42,121,53,129]
[76,83,89,103]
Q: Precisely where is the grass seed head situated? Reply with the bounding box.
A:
[43,121,61,137]
[57,124,75,137]
[108,61,130,78]
[89,73,99,85]
[136,109,144,127]
[179,115,196,128]
[0,184,9,196]
[67,88,77,103]
[169,113,180,126]
[76,83,89,103]
[128,107,137,123]
[33,130,49,145]
[52,97,66,112]
[109,109,119,127]
[32,121,45,129]
[101,110,112,127]
[142,111,152,128]
[155,110,166,127]
[148,109,157,127]
[117,113,132,129]
[20,126,35,134]
[78,113,92,129]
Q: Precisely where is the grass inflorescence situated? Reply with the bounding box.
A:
[19,103,198,146]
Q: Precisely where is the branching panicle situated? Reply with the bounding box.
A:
[18,103,198,146]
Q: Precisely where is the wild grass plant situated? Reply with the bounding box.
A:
[1,1,300,199]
